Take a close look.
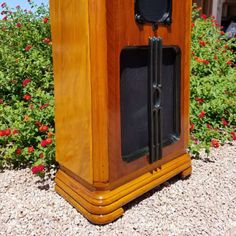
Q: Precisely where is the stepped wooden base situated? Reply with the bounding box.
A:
[55,154,191,225]
[180,166,192,179]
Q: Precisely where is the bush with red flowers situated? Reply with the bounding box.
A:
[0,2,235,171]
[189,5,236,156]
[191,5,236,78]
[0,1,55,173]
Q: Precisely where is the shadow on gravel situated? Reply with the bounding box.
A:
[35,173,55,191]
[191,156,215,163]
[123,175,182,212]
[37,183,50,190]
[35,179,51,191]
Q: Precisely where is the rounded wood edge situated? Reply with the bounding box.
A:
[55,185,124,225]
[180,166,192,179]
[55,154,191,220]
[56,154,191,205]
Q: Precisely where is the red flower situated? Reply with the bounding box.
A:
[39,103,49,110]
[192,23,195,28]
[28,146,34,153]
[35,121,42,127]
[230,132,236,141]
[41,140,48,147]
[195,97,204,104]
[201,14,207,20]
[226,61,232,65]
[32,164,45,174]
[39,153,44,159]
[43,37,51,44]
[206,124,213,129]
[22,79,31,87]
[39,125,49,132]
[40,138,53,147]
[211,139,220,148]
[220,31,225,35]
[198,111,205,119]
[195,57,203,63]
[0,99,3,104]
[23,94,31,101]
[47,132,53,137]
[199,40,206,46]
[190,123,194,131]
[2,16,7,20]
[36,164,44,172]
[1,2,6,8]
[195,57,209,65]
[0,130,6,136]
[46,138,52,145]
[15,148,21,155]
[214,55,218,60]
[13,129,19,135]
[221,118,229,126]
[43,17,49,23]
[25,45,32,52]
[16,5,20,9]
[5,128,11,136]
[16,23,22,28]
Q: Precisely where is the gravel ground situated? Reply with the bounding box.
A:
[0,142,236,236]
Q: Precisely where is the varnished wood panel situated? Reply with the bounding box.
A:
[88,0,109,184]
[51,0,192,224]
[106,0,192,183]
[50,0,93,183]
[50,0,192,188]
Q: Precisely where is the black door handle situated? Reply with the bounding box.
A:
[148,37,163,163]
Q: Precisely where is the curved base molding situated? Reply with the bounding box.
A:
[55,154,191,224]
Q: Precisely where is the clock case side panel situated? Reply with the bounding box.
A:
[50,0,94,184]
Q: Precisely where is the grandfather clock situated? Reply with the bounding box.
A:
[50,0,192,224]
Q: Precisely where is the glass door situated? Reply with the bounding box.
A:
[120,38,181,163]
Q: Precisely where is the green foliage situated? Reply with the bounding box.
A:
[0,1,55,172]
[0,2,235,172]
[189,5,236,156]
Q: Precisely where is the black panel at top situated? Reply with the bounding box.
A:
[135,0,172,25]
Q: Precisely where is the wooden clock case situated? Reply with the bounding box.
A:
[50,0,192,224]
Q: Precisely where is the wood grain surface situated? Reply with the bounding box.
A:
[106,0,192,184]
[50,0,192,190]
[50,0,93,183]
[51,0,192,224]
